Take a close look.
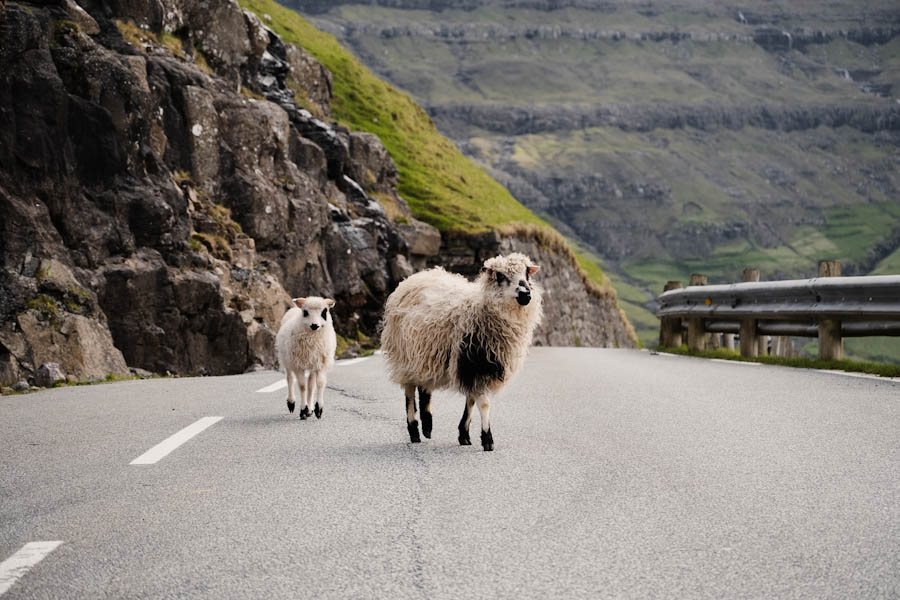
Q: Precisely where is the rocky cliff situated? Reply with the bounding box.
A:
[0,0,444,386]
[1,0,634,388]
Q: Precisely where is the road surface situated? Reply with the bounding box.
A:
[1,348,898,599]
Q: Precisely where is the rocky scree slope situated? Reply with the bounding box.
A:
[0,0,445,386]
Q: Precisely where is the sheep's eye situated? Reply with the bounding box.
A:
[321,309,327,319]
[496,272,508,286]
[302,310,309,317]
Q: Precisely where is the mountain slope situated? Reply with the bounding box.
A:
[281,0,900,360]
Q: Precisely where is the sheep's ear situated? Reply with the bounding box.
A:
[527,265,541,276]
[292,297,306,308]
[325,298,336,308]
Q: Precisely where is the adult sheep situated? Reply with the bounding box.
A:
[276,296,336,419]
[381,253,542,451]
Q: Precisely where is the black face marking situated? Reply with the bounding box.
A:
[495,272,508,286]
[457,330,504,393]
[302,309,309,317]
[321,308,327,319]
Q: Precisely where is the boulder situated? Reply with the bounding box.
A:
[35,362,65,387]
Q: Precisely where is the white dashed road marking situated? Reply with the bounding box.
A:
[130,417,223,465]
[710,358,761,366]
[0,541,63,596]
[254,355,377,393]
[255,379,287,394]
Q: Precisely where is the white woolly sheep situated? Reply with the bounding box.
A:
[275,296,337,419]
[380,253,542,451]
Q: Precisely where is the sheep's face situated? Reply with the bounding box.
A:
[292,296,336,332]
[481,254,541,307]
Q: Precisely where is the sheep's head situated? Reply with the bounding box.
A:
[480,253,541,307]
[292,296,336,331]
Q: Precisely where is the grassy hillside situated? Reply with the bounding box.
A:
[240,0,635,324]
[242,0,550,234]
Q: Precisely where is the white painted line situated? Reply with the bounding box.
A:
[130,417,223,465]
[255,378,287,393]
[335,355,373,367]
[0,541,63,596]
[710,358,761,366]
[819,370,900,383]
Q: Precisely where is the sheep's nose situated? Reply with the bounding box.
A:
[516,290,531,306]
[310,323,320,330]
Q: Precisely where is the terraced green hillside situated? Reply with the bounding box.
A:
[282,0,900,361]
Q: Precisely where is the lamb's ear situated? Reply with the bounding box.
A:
[527,265,541,276]
[292,297,306,308]
[325,298,336,308]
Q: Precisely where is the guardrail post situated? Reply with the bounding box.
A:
[659,280,683,347]
[739,268,760,357]
[687,274,708,351]
[818,260,843,360]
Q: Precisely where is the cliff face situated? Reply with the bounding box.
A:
[1,0,635,388]
[0,0,441,385]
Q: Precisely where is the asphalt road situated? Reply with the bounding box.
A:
[1,348,898,599]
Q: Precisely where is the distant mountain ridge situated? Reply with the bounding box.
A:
[282,0,900,363]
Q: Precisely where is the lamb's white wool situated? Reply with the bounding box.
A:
[275,296,337,420]
[381,253,542,451]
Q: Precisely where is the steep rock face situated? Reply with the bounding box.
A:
[431,232,637,348]
[0,0,439,385]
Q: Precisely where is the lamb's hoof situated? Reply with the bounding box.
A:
[314,403,323,419]
[421,413,432,439]
[408,421,421,443]
[458,435,471,446]
[481,430,494,452]
[286,399,295,414]
[299,406,310,420]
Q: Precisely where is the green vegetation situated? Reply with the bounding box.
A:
[240,0,544,234]
[239,0,628,312]
[25,294,58,317]
[658,345,900,378]
[191,233,232,262]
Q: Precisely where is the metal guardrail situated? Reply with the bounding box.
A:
[654,263,900,360]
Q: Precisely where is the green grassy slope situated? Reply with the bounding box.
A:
[242,0,547,234]
[240,0,636,332]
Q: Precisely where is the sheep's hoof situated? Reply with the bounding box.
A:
[421,413,432,439]
[286,399,295,413]
[299,406,310,420]
[408,421,421,443]
[314,403,323,419]
[458,434,471,446]
[481,430,494,452]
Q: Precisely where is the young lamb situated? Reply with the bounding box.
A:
[381,253,542,451]
[275,296,337,419]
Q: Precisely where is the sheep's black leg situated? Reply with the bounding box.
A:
[418,387,432,439]
[476,395,493,451]
[286,371,295,413]
[458,395,475,446]
[405,384,420,443]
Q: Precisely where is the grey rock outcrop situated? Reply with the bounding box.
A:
[0,0,439,385]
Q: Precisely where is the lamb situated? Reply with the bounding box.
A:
[275,296,337,420]
[380,253,542,451]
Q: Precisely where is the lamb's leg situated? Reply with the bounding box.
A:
[314,371,326,419]
[404,383,420,443]
[475,394,493,451]
[458,395,475,446]
[299,370,312,420]
[286,370,296,413]
[418,387,433,439]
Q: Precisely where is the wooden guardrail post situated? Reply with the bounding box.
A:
[687,274,708,351]
[739,268,760,357]
[818,260,843,360]
[659,280,683,347]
